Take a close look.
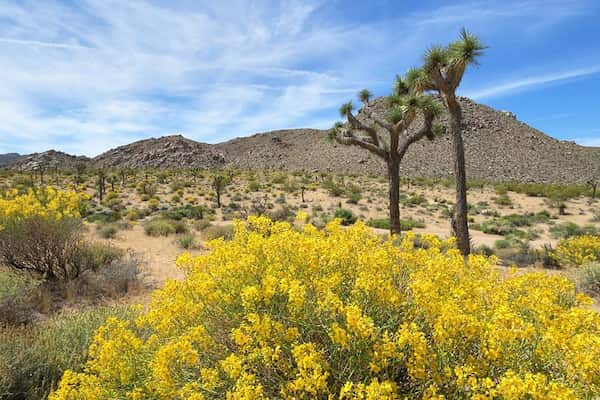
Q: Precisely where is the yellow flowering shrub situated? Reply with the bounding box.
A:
[555,234,600,267]
[0,187,88,230]
[51,217,600,399]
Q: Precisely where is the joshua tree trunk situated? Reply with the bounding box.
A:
[447,95,470,256]
[387,156,401,236]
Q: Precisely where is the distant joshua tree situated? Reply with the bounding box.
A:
[408,28,485,255]
[330,80,442,235]
[73,162,87,189]
[588,178,598,200]
[96,169,106,202]
[212,174,229,208]
[107,173,118,192]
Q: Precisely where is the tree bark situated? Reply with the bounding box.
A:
[387,157,401,236]
[446,95,471,256]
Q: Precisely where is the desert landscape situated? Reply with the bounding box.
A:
[1,2,600,399]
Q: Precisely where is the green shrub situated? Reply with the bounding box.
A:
[73,243,124,273]
[193,219,212,231]
[334,208,356,226]
[68,254,141,299]
[268,206,294,222]
[493,193,512,206]
[0,306,137,400]
[0,270,41,326]
[203,224,234,241]
[143,219,176,236]
[366,218,389,229]
[86,210,121,224]
[400,218,426,230]
[248,181,261,192]
[177,234,196,249]
[575,263,600,297]
[495,239,512,249]
[404,193,428,206]
[549,222,598,239]
[97,224,118,239]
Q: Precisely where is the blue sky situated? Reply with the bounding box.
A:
[0,0,599,156]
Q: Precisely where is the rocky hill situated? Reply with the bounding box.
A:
[216,97,600,183]
[0,153,22,167]
[93,135,226,169]
[2,97,599,183]
[8,150,89,171]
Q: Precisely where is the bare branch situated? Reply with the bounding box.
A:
[346,112,381,145]
[393,108,416,133]
[446,59,467,90]
[398,110,435,159]
[429,67,450,94]
[361,107,394,132]
[334,130,388,159]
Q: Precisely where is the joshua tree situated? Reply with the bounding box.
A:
[107,173,118,192]
[331,80,442,235]
[96,169,106,202]
[407,28,485,255]
[190,167,203,183]
[119,168,131,186]
[212,174,229,208]
[36,163,46,186]
[74,163,87,189]
[53,165,60,187]
[587,178,598,200]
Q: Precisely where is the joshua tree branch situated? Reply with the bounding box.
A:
[393,108,417,133]
[334,132,388,159]
[446,61,466,91]
[346,112,380,147]
[430,68,450,94]
[362,107,394,132]
[397,111,435,159]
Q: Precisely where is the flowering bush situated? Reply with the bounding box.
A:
[0,187,87,230]
[0,187,90,280]
[51,217,600,399]
[555,234,600,267]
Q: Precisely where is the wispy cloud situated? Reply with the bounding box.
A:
[464,66,600,100]
[0,0,597,155]
[0,37,88,49]
[575,137,600,147]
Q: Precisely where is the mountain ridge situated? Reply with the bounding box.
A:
[2,97,599,184]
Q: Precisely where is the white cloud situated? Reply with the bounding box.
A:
[575,137,600,147]
[0,0,596,155]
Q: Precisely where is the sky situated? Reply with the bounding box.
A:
[0,0,599,156]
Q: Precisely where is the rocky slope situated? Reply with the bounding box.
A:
[2,97,599,183]
[0,153,22,167]
[8,150,89,171]
[216,97,600,183]
[93,135,226,169]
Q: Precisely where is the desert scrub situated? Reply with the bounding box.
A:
[143,218,187,236]
[0,306,137,400]
[575,262,600,297]
[51,217,600,399]
[333,208,356,225]
[554,234,600,267]
[0,269,40,326]
[97,223,118,239]
[549,222,598,239]
[177,233,196,249]
[202,224,234,240]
